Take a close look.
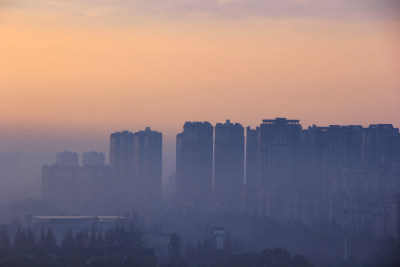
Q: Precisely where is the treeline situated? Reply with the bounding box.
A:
[157,211,400,267]
[0,223,142,251]
[0,224,156,267]
[166,233,312,267]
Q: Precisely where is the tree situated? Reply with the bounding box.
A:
[26,229,36,249]
[170,233,182,258]
[89,222,97,248]
[46,228,58,249]
[167,233,187,267]
[61,227,75,249]
[225,230,232,255]
[292,254,312,267]
[76,230,88,248]
[36,228,46,249]
[96,229,104,248]
[13,227,27,249]
[0,229,11,250]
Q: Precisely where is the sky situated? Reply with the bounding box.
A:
[1,0,400,158]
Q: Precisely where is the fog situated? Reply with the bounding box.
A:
[0,118,399,266]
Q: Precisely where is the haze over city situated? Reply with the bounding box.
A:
[0,1,400,266]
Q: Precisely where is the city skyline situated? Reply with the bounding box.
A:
[1,1,399,265]
[38,118,400,230]
[1,1,400,155]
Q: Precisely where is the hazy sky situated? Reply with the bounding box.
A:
[1,0,400,156]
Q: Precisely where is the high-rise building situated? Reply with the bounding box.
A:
[245,127,259,190]
[57,151,79,167]
[258,118,301,220]
[214,120,244,212]
[110,131,135,179]
[133,127,162,217]
[83,151,106,167]
[41,164,112,214]
[110,131,136,209]
[308,125,363,220]
[386,194,400,241]
[384,136,400,171]
[363,124,399,168]
[176,122,213,211]
[244,126,259,214]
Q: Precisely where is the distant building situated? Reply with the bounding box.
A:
[176,122,213,211]
[214,120,244,212]
[245,127,259,191]
[244,126,259,214]
[363,124,399,168]
[330,167,387,236]
[83,151,106,167]
[133,127,163,217]
[57,151,79,167]
[307,125,364,220]
[213,228,226,250]
[384,136,400,170]
[41,165,112,214]
[109,131,136,209]
[386,194,400,241]
[258,118,301,220]
[110,131,135,179]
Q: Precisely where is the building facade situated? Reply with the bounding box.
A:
[83,151,106,167]
[57,151,79,167]
[41,164,112,214]
[110,131,136,209]
[214,120,244,212]
[133,127,162,217]
[258,118,301,220]
[176,122,213,211]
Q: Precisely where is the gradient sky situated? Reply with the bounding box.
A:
[1,0,400,157]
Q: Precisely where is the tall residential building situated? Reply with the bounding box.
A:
[245,126,260,214]
[363,124,399,168]
[246,127,259,190]
[384,136,400,170]
[41,164,112,214]
[110,131,136,209]
[56,151,79,167]
[133,127,162,217]
[308,125,364,220]
[176,122,213,211]
[258,118,301,220]
[83,151,106,167]
[386,194,400,241]
[214,120,244,212]
[110,131,135,179]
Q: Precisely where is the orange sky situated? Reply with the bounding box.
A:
[0,1,399,154]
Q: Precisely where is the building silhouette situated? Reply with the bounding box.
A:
[42,152,112,214]
[257,118,301,220]
[307,125,364,220]
[110,131,136,209]
[110,131,135,179]
[57,151,79,167]
[176,122,213,211]
[245,126,260,214]
[133,127,162,217]
[83,151,106,167]
[214,120,244,212]
[39,118,400,237]
[363,124,399,168]
[386,194,400,241]
[384,136,400,170]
